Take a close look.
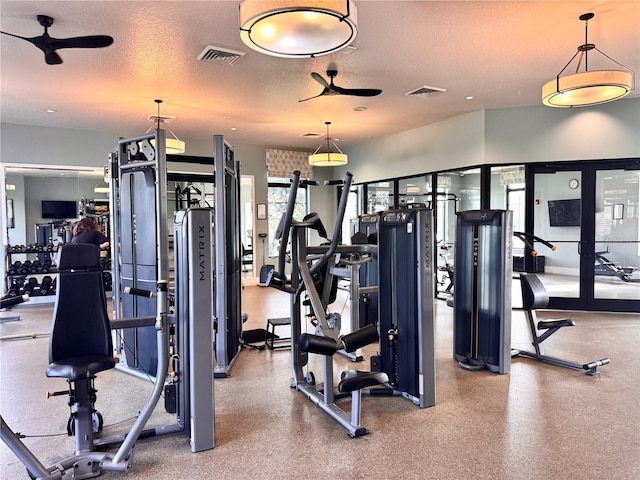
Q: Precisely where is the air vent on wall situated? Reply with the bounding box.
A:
[405,85,447,97]
[197,45,245,66]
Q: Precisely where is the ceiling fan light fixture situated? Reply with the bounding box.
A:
[239,0,358,58]
[542,12,634,108]
[309,122,348,167]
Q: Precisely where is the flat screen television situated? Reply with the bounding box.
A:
[41,200,77,219]
[548,199,581,227]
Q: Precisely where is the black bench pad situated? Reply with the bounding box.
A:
[338,370,389,393]
[47,355,117,380]
[537,319,575,330]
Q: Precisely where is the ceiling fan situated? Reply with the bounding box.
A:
[0,14,114,65]
[299,69,382,102]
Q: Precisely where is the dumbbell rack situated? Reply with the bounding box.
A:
[5,244,59,304]
[5,244,113,305]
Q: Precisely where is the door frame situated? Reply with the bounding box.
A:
[526,158,640,312]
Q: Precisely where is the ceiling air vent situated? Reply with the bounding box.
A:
[301,132,324,138]
[197,45,245,66]
[405,85,447,97]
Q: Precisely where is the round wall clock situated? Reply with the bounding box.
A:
[569,178,579,189]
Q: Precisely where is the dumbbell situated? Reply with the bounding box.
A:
[103,271,112,291]
[40,276,54,295]
[41,260,52,273]
[8,261,21,275]
[31,260,42,273]
[23,277,39,294]
[18,262,30,275]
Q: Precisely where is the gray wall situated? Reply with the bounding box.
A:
[337,98,640,182]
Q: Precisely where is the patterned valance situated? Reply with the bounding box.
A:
[266,149,313,179]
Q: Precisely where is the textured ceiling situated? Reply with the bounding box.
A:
[1,1,639,151]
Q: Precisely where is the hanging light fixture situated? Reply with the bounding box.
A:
[542,12,634,108]
[239,0,357,58]
[309,122,348,167]
[146,99,186,154]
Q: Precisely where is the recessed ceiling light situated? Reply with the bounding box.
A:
[45,109,57,113]
[465,96,474,100]
[231,127,237,131]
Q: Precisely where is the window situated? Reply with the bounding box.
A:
[267,178,308,257]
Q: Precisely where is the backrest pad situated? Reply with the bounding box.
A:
[520,273,550,311]
[49,244,112,363]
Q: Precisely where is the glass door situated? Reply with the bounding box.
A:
[593,168,640,306]
[528,161,640,312]
[531,169,583,305]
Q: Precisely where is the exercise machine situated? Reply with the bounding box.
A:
[512,273,610,375]
[437,243,454,297]
[454,209,513,374]
[212,135,243,377]
[1,130,220,479]
[268,171,389,436]
[1,243,172,479]
[373,207,436,408]
[594,247,640,282]
[109,133,243,378]
[351,214,379,329]
[172,208,215,450]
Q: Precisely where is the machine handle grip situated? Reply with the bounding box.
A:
[124,286,156,298]
[0,294,29,309]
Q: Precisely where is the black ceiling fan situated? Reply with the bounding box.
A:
[299,69,382,102]
[0,14,114,65]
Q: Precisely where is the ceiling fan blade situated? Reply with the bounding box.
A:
[44,50,63,65]
[334,86,382,97]
[45,35,114,50]
[298,88,330,102]
[311,72,330,88]
[0,30,30,41]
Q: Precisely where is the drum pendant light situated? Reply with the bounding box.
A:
[239,0,357,58]
[309,122,348,167]
[542,13,634,108]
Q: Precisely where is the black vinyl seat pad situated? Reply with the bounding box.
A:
[47,355,117,381]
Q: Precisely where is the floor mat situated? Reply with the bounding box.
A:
[242,328,278,345]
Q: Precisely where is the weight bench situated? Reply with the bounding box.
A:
[512,273,610,375]
[265,317,291,349]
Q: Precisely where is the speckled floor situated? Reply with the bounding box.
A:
[1,286,639,479]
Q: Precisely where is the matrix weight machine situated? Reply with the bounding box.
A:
[98,142,219,455]
[269,171,389,437]
[372,207,437,408]
[454,210,513,374]
[109,130,217,449]
[110,133,243,379]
